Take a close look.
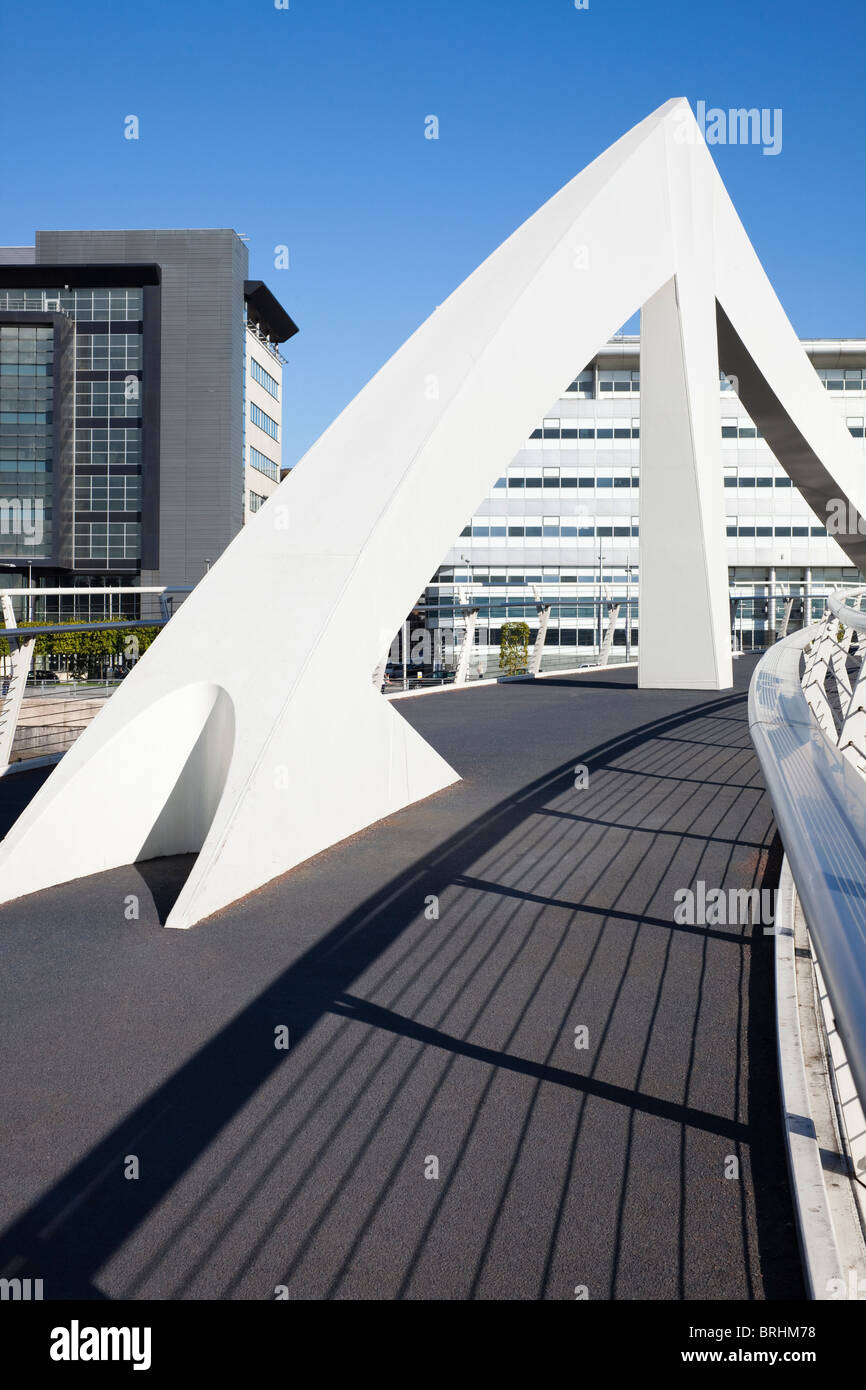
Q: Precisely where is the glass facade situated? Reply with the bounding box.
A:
[0,324,54,561]
[250,357,279,399]
[430,339,866,662]
[250,400,279,440]
[249,444,279,483]
[0,286,144,570]
[243,324,284,522]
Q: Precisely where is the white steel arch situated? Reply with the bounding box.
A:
[0,97,862,928]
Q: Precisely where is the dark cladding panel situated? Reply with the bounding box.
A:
[37,229,249,587]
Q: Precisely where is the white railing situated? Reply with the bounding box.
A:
[749,590,866,1296]
[0,586,190,773]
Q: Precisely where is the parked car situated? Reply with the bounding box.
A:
[26,669,60,684]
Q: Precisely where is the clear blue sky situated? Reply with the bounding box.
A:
[2,0,863,468]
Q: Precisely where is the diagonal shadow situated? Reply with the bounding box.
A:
[0,684,794,1298]
[329,994,750,1141]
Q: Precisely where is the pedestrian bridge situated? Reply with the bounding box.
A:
[2,89,865,1299]
[0,659,810,1299]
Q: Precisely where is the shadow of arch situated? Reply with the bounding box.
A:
[0,677,802,1298]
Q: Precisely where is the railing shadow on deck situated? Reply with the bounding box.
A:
[0,683,803,1299]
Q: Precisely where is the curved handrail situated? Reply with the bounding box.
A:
[749,624,866,1106]
[828,585,866,634]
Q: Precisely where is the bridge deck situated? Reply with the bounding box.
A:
[0,658,803,1299]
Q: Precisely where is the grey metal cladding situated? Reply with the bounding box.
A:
[36,229,249,587]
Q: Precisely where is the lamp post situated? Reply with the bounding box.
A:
[460,553,474,595]
[625,562,633,661]
[597,542,605,655]
[460,553,476,676]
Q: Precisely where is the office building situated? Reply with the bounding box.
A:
[0,230,297,617]
[428,337,866,665]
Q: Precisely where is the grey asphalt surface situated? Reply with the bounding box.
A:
[0,658,804,1300]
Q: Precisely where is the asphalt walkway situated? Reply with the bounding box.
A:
[0,658,803,1299]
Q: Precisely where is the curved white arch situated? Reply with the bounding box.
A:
[0,97,861,928]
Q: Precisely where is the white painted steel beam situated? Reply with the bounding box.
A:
[454,610,479,686]
[778,597,795,641]
[1,98,863,928]
[599,604,621,668]
[529,606,551,677]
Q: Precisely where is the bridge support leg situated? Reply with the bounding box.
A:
[454,608,478,685]
[599,603,621,666]
[529,604,550,676]
[638,275,732,690]
[778,597,794,640]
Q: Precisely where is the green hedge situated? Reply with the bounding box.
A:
[0,619,161,671]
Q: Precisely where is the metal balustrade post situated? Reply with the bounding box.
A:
[730,595,742,656]
[599,603,621,667]
[750,595,866,1285]
[838,625,866,776]
[529,604,551,677]
[777,596,794,640]
[0,592,37,772]
[0,584,189,774]
[829,624,854,704]
[453,608,479,686]
[801,614,838,739]
[839,661,866,776]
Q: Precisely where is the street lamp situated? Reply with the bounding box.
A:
[625,563,633,661]
[597,543,606,654]
[459,553,478,676]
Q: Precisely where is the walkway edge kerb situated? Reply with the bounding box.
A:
[749,628,866,1298]
[387,661,638,701]
[774,858,846,1298]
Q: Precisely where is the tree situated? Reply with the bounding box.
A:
[499,621,530,676]
[0,619,162,676]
